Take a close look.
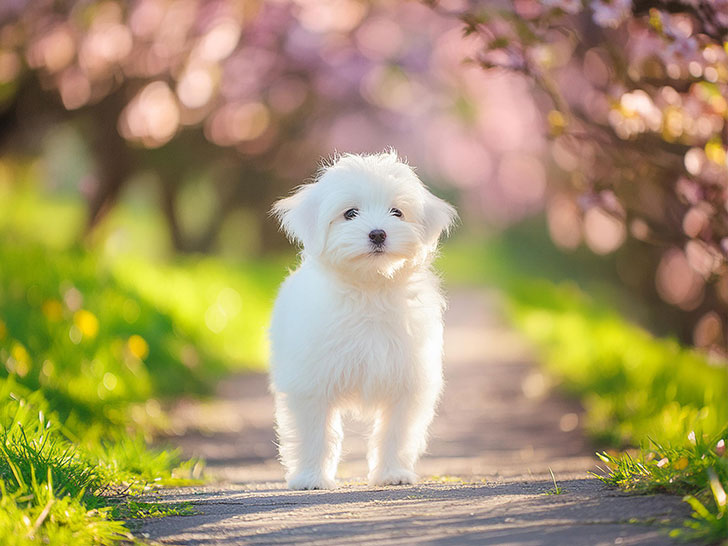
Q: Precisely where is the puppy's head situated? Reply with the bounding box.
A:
[273,151,457,278]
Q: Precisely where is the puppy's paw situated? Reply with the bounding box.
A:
[368,468,418,487]
[287,471,337,490]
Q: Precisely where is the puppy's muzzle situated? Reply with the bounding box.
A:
[369,229,387,246]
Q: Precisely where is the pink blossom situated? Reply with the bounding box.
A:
[542,0,583,15]
[591,0,633,28]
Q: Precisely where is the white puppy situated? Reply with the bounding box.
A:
[269,151,456,490]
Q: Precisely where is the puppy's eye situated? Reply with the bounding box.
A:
[344,208,359,220]
[390,208,403,218]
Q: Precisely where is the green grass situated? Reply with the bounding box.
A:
[508,282,727,448]
[0,237,221,429]
[0,210,282,429]
[111,254,286,370]
[545,468,564,495]
[0,172,281,542]
[597,439,727,543]
[0,376,205,544]
[109,500,197,520]
[0,480,130,546]
[0,228,277,542]
[440,231,728,544]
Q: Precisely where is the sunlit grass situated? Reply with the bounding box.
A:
[679,469,727,543]
[111,254,286,370]
[509,283,728,448]
[0,236,222,428]
[0,182,251,542]
[0,378,203,543]
[109,500,197,520]
[0,162,84,251]
[545,468,564,495]
[0,478,131,546]
[596,435,727,544]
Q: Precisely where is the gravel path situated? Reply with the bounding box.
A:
[138,290,689,545]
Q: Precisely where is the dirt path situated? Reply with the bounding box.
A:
[139,290,689,545]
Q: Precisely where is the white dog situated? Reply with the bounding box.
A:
[269,151,456,490]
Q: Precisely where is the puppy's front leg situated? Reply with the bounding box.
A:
[367,394,436,486]
[274,393,342,490]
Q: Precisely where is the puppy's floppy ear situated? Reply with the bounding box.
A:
[422,189,457,247]
[272,183,325,255]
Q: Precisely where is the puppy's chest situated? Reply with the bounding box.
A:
[330,294,424,367]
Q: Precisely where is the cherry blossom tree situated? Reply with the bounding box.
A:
[435,0,728,352]
[0,0,543,251]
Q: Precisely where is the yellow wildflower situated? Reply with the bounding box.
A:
[74,310,99,339]
[127,335,149,360]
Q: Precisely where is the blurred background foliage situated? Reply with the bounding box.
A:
[454,0,728,352]
[2,0,728,348]
[0,0,727,542]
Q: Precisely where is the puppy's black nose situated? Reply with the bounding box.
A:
[369,229,386,245]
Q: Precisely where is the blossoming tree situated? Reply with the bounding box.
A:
[0,0,542,251]
[439,0,728,352]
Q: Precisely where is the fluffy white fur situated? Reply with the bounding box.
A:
[269,151,456,490]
